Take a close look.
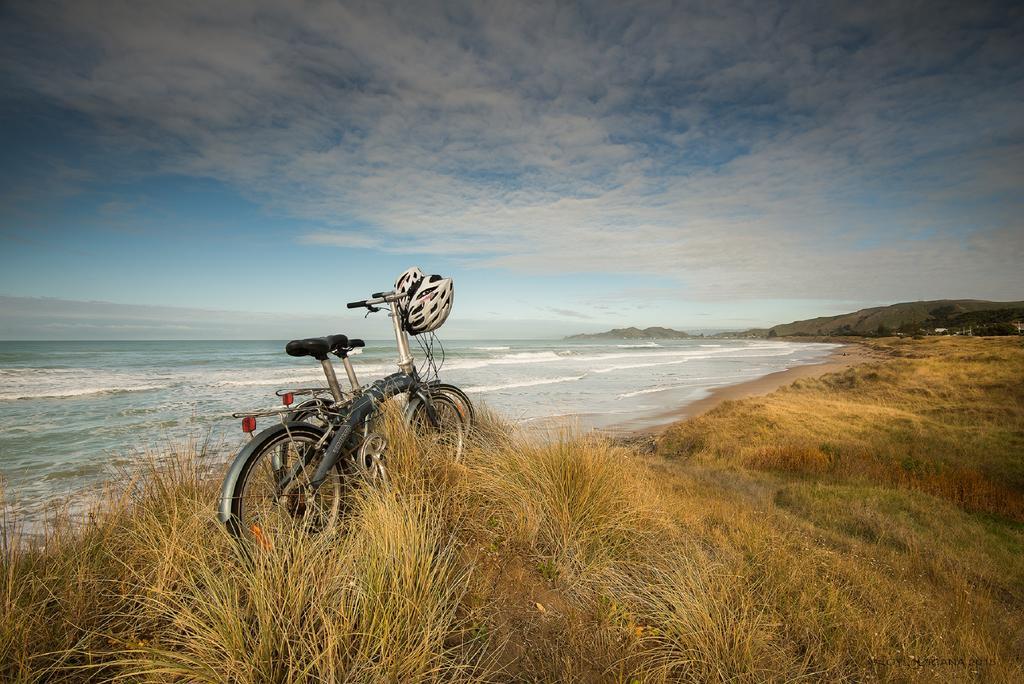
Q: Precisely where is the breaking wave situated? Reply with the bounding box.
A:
[464,374,587,393]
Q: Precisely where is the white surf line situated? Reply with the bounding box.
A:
[616,376,739,399]
[463,374,587,393]
[445,344,763,371]
[0,383,171,401]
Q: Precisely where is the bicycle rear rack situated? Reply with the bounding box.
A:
[274,387,335,399]
[232,387,342,419]
[230,405,295,420]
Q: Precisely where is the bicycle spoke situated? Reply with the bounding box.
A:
[232,429,349,543]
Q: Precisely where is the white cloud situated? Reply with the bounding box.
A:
[299,232,384,250]
[2,0,1022,301]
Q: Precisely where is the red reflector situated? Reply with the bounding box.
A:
[242,416,256,433]
[282,392,294,406]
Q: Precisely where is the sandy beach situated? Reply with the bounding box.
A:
[612,342,880,434]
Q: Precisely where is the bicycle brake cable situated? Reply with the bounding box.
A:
[435,333,445,374]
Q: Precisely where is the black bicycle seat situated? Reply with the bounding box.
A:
[285,334,350,360]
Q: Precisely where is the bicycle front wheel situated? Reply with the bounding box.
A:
[225,423,350,545]
[410,393,469,462]
[430,382,476,427]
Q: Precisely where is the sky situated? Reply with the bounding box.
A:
[1,0,1022,339]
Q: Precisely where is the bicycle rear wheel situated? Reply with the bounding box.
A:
[226,424,350,545]
[287,396,340,429]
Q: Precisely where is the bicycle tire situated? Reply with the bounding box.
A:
[222,422,351,545]
[409,392,469,462]
[429,382,476,427]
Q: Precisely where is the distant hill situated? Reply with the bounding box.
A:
[766,300,1024,337]
[711,328,769,339]
[565,326,694,340]
[569,300,1023,341]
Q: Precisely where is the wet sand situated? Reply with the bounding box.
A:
[606,343,878,435]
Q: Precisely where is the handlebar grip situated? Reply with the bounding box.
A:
[346,300,366,309]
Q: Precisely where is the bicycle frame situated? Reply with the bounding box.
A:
[387,295,416,375]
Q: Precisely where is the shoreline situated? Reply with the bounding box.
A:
[604,343,879,435]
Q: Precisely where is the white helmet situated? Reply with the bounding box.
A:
[394,266,425,317]
[404,274,454,334]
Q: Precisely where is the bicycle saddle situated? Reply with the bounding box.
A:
[285,335,365,360]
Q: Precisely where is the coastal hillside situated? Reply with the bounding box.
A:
[3,337,1023,681]
[566,326,693,340]
[570,300,1023,341]
[766,299,1023,336]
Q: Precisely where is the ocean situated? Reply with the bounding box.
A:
[0,338,837,518]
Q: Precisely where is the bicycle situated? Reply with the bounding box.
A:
[217,288,472,545]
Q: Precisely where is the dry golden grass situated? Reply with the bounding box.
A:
[660,336,1024,520]
[2,336,1022,681]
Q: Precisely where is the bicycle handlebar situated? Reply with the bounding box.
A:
[346,290,403,310]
